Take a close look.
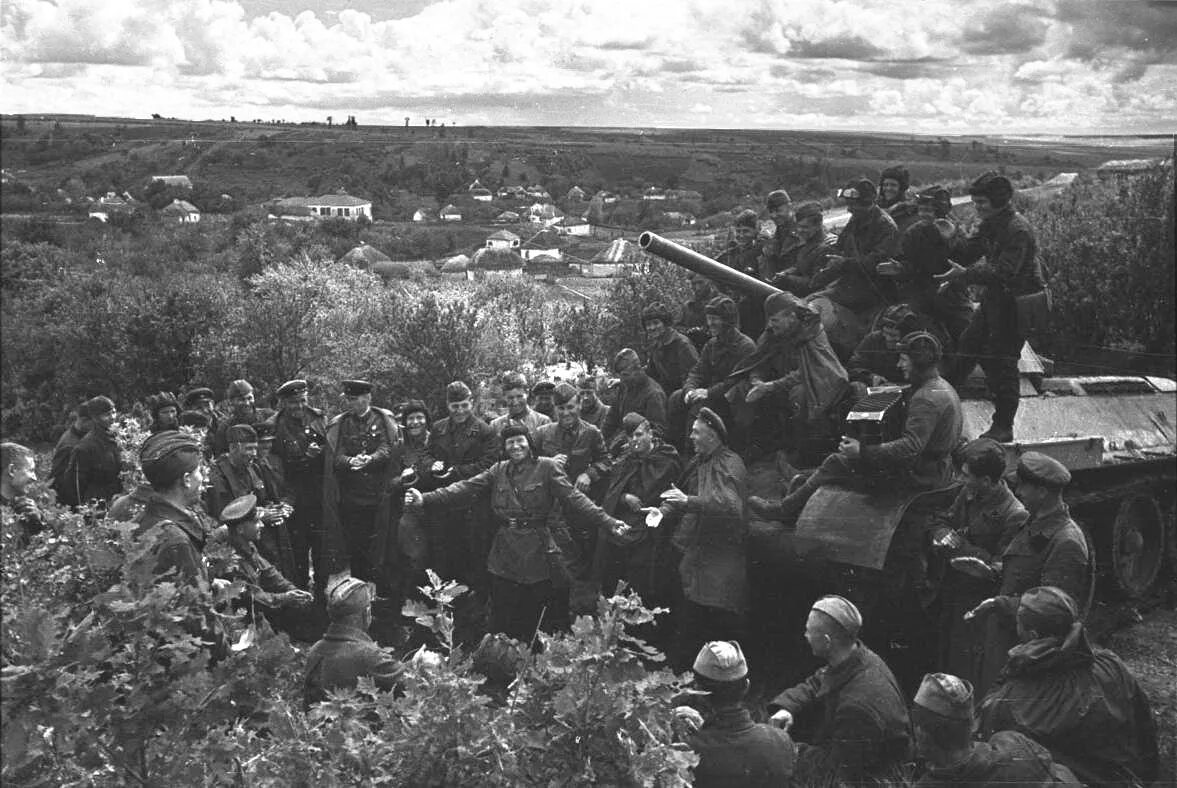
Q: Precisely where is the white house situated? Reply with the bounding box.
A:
[525,185,552,201]
[579,238,643,277]
[497,185,527,200]
[305,192,372,220]
[521,248,562,262]
[150,174,193,189]
[594,190,619,204]
[412,209,430,222]
[494,210,521,224]
[527,202,563,225]
[642,187,667,201]
[87,192,138,222]
[470,187,493,202]
[439,204,463,222]
[161,198,201,223]
[554,216,592,236]
[565,185,587,202]
[486,230,521,249]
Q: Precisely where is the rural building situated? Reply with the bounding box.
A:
[161,198,201,223]
[554,216,591,236]
[578,238,644,277]
[87,192,139,222]
[440,254,470,275]
[525,185,552,201]
[525,254,569,280]
[440,204,463,222]
[594,190,619,204]
[340,243,392,268]
[269,191,372,221]
[521,248,562,262]
[642,187,667,201]
[412,209,430,222]
[494,210,521,224]
[565,185,586,202]
[1095,158,1171,178]
[486,230,522,249]
[468,247,524,280]
[497,185,527,200]
[661,211,697,227]
[470,187,493,202]
[150,174,193,189]
[527,203,563,225]
[666,188,703,202]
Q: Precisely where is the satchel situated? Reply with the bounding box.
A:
[1015,287,1052,335]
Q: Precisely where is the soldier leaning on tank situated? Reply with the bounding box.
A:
[912,671,1080,786]
[887,186,975,344]
[978,587,1158,786]
[2,442,46,546]
[263,379,328,594]
[934,172,1045,443]
[405,424,629,644]
[576,373,612,431]
[64,395,122,510]
[768,595,912,785]
[926,438,1028,691]
[429,380,499,592]
[678,273,721,352]
[322,379,402,584]
[962,452,1089,693]
[726,293,849,461]
[601,348,668,450]
[808,178,901,357]
[750,331,961,525]
[716,208,768,340]
[642,301,699,396]
[761,201,835,298]
[668,296,756,452]
[490,372,552,438]
[49,402,91,504]
[878,164,921,234]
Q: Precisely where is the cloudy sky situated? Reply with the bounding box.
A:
[2,0,1175,132]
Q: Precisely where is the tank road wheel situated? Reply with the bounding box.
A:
[1111,494,1165,598]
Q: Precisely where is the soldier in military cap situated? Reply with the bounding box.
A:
[206,424,266,517]
[761,201,835,297]
[147,392,181,433]
[769,595,912,785]
[134,430,214,586]
[676,640,796,786]
[49,402,91,505]
[678,273,720,352]
[530,381,558,421]
[183,387,220,451]
[490,372,552,437]
[576,373,611,431]
[266,378,330,594]
[642,301,698,396]
[964,451,1089,691]
[601,348,668,448]
[64,395,121,509]
[218,494,311,626]
[717,208,768,339]
[304,575,403,708]
[211,379,272,456]
[322,380,402,583]
[913,672,1079,786]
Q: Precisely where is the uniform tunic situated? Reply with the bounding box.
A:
[859,372,962,490]
[578,399,611,431]
[67,427,122,506]
[266,407,328,590]
[688,706,796,788]
[49,424,87,501]
[429,415,499,585]
[533,419,610,484]
[601,374,668,441]
[914,731,1080,787]
[812,205,900,313]
[762,231,836,297]
[303,623,402,708]
[646,330,699,395]
[489,408,551,438]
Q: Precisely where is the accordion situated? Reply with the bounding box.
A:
[844,387,907,446]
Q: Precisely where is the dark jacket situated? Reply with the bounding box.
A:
[770,643,912,780]
[424,456,620,584]
[728,316,848,421]
[948,206,1045,298]
[227,534,296,609]
[915,730,1080,787]
[812,205,899,312]
[134,493,211,587]
[304,623,402,708]
[847,330,902,385]
[206,453,269,519]
[533,419,610,483]
[897,218,972,319]
[107,484,154,524]
[431,415,499,480]
[762,231,836,297]
[67,427,122,506]
[601,442,682,539]
[718,242,769,338]
[50,424,87,497]
[210,407,275,457]
[860,371,962,490]
[579,399,611,431]
[646,330,699,394]
[601,374,668,441]
[669,445,749,613]
[266,407,328,485]
[688,706,796,787]
[980,628,1158,786]
[683,328,757,399]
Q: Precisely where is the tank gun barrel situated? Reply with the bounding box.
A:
[637,231,781,300]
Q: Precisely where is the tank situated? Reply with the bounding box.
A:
[638,231,1177,605]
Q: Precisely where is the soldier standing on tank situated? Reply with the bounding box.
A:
[717,208,768,340]
[963,452,1089,693]
[678,273,721,352]
[934,172,1045,443]
[601,348,668,447]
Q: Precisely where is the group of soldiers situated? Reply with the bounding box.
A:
[0,167,1160,786]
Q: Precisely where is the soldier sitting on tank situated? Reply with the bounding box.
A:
[760,201,835,298]
[846,303,929,392]
[642,301,699,396]
[749,331,961,525]
[678,273,721,352]
[808,178,901,359]
[726,292,849,462]
[716,208,768,340]
[667,296,756,452]
[881,186,974,344]
[878,164,921,234]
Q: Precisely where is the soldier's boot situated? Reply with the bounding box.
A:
[982,388,1019,444]
[775,469,829,526]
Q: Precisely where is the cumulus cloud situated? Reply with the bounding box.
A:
[958,3,1049,55]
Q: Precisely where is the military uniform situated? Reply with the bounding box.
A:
[717,241,767,338]
[206,453,269,519]
[489,408,551,438]
[646,330,699,395]
[578,398,611,431]
[267,403,329,591]
[226,531,297,611]
[915,730,1079,787]
[897,218,973,341]
[811,204,900,314]
[688,707,797,788]
[429,414,499,587]
[668,326,756,448]
[66,427,122,507]
[762,230,836,297]
[601,373,668,443]
[49,423,87,503]
[135,493,212,587]
[304,623,403,708]
[770,643,912,784]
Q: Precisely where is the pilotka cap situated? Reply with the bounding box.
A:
[812,594,863,637]
[695,407,728,445]
[914,673,974,720]
[693,641,748,682]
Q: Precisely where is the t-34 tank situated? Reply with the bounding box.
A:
[638,230,1177,636]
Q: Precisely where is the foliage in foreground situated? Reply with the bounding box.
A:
[1,502,696,787]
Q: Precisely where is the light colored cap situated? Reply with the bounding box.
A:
[914,672,974,720]
[692,640,748,681]
[812,595,863,637]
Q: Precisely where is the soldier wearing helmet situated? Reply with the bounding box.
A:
[750,331,962,524]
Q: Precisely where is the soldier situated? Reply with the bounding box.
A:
[64,395,121,509]
[769,595,912,785]
[49,402,91,500]
[1,442,45,545]
[679,273,721,352]
[846,303,928,390]
[661,408,749,669]
[388,399,437,597]
[576,373,611,431]
[878,164,920,233]
[727,292,848,461]
[147,392,180,433]
[668,296,756,451]
[304,576,403,709]
[206,424,268,517]
[405,424,628,643]
[979,587,1158,786]
[751,331,960,523]
[490,372,552,437]
[322,379,401,583]
[762,201,834,297]
[182,387,220,453]
[642,301,699,396]
[430,380,499,590]
[134,430,213,586]
[935,172,1045,442]
[809,178,900,357]
[678,641,796,787]
[210,379,264,456]
[531,381,558,421]
[266,379,329,594]
[963,452,1089,692]
[717,208,767,339]
[912,672,1079,786]
[601,348,668,446]
[218,494,312,627]
[928,438,1028,691]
